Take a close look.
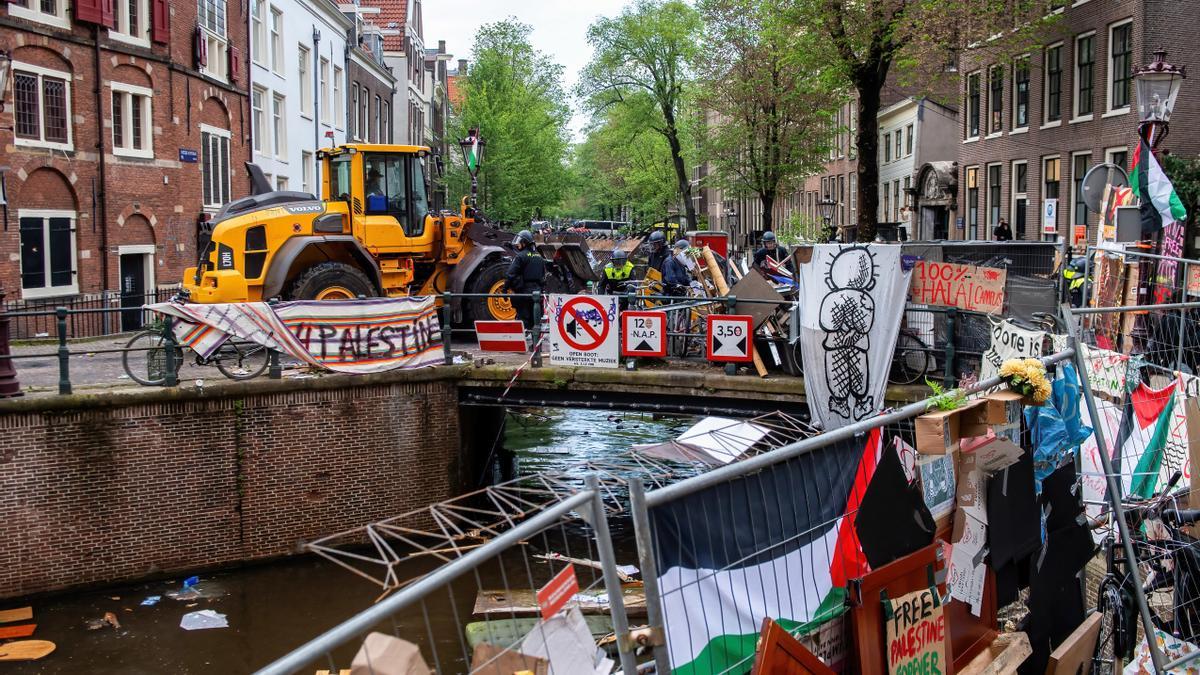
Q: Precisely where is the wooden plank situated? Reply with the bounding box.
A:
[751,617,836,675]
[0,640,55,662]
[1045,613,1102,675]
[0,624,36,639]
[472,587,646,618]
[957,632,1032,675]
[703,245,767,377]
[0,607,33,624]
[465,616,619,650]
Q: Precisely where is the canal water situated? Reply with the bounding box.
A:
[6,408,691,674]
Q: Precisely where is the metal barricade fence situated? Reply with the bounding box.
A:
[1,285,182,339]
[258,478,638,675]
[628,346,1081,674]
[1066,301,1200,672]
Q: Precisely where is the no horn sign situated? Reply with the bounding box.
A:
[548,294,620,368]
[622,311,667,358]
[707,315,755,363]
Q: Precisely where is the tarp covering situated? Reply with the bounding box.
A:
[146,297,443,374]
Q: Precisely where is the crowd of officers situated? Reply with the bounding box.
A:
[503,228,792,329]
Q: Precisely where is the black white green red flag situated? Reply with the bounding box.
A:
[1130,138,1187,235]
[648,432,875,674]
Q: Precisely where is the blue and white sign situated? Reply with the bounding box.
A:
[179,149,199,163]
[1042,198,1058,235]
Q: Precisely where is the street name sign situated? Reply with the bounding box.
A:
[706,315,754,363]
[621,311,667,357]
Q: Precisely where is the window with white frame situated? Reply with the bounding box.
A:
[301,150,314,194]
[989,65,1004,133]
[1013,56,1030,129]
[966,167,979,240]
[374,95,381,142]
[251,0,266,64]
[966,71,981,138]
[1011,160,1028,239]
[1108,20,1133,112]
[360,87,368,140]
[319,57,330,123]
[112,0,149,44]
[1044,43,1062,123]
[848,101,857,159]
[198,0,229,82]
[333,66,344,126]
[7,0,69,29]
[272,92,286,159]
[270,6,283,73]
[276,175,288,191]
[111,82,153,158]
[1074,33,1094,118]
[381,102,389,143]
[299,45,312,116]
[1043,156,1061,237]
[882,182,890,222]
[905,124,913,156]
[882,131,891,162]
[987,163,1002,231]
[1072,152,1091,228]
[19,209,77,298]
[351,85,359,138]
[13,63,72,150]
[201,125,231,208]
[251,86,268,154]
[1106,146,1128,171]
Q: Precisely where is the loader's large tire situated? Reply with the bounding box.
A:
[466,260,518,323]
[288,262,377,300]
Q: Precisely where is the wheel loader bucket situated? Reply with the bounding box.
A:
[552,243,602,283]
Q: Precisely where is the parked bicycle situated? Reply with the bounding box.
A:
[121,319,270,385]
[1093,472,1200,673]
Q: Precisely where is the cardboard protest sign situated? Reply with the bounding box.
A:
[908,261,1007,314]
[885,587,948,675]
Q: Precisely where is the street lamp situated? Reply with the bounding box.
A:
[458,127,486,207]
[818,195,838,242]
[1135,48,1186,148]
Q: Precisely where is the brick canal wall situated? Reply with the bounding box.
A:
[0,373,465,598]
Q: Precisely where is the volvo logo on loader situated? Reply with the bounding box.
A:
[284,203,325,215]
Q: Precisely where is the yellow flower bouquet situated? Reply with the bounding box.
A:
[998,358,1052,405]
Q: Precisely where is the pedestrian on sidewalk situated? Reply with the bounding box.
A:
[994,218,1013,241]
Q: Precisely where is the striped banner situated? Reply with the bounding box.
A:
[147,297,442,374]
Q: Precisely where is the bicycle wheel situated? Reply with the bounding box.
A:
[890,331,931,385]
[215,342,270,381]
[122,330,183,386]
[1093,579,1124,675]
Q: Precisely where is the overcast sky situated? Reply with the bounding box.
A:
[423,0,632,138]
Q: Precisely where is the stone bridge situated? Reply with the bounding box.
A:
[0,362,923,598]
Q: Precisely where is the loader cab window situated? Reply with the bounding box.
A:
[363,153,425,237]
[330,155,352,203]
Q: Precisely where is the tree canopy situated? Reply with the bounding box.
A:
[448,19,572,225]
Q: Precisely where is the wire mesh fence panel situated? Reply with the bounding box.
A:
[1070,301,1200,673]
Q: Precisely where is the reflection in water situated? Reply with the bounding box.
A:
[8,409,689,674]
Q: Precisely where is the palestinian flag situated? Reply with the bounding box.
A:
[1130,138,1188,235]
[1114,381,1177,499]
[649,433,869,674]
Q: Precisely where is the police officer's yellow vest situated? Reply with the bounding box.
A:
[604,261,634,280]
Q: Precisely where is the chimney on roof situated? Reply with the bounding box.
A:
[458,58,467,73]
[438,40,446,54]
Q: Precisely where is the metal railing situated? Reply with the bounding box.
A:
[256,477,637,675]
[2,286,182,340]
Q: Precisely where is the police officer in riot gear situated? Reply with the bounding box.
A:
[600,249,635,296]
[662,239,693,296]
[1063,257,1092,308]
[505,230,546,332]
[753,231,789,274]
[646,230,669,274]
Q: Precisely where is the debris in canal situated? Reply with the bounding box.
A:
[0,606,32,623]
[0,623,36,639]
[139,595,161,606]
[84,611,120,631]
[350,632,431,675]
[179,610,228,631]
[0,639,55,662]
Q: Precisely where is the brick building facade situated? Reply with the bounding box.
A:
[957,0,1200,245]
[0,0,252,308]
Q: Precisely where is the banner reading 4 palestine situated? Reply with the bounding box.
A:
[148,297,443,374]
[649,434,865,674]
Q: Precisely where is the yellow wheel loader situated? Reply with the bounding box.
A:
[182,144,598,324]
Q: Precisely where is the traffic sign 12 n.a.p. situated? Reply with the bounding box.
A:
[706,315,754,363]
[621,311,667,358]
[548,294,620,368]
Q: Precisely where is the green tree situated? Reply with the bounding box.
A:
[448,19,572,224]
[696,0,842,232]
[571,92,681,224]
[579,0,702,228]
[787,0,1058,240]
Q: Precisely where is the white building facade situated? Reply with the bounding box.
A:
[249,0,352,195]
[877,97,960,239]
